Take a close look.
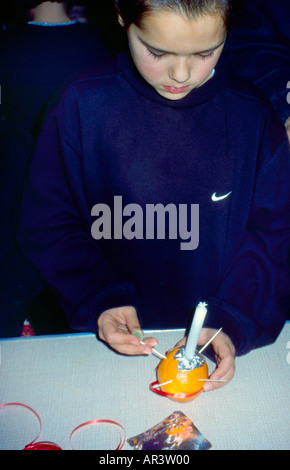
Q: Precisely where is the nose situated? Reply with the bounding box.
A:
[168,57,191,83]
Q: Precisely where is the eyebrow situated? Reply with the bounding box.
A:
[139,36,226,55]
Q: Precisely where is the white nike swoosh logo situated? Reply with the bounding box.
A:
[211,191,232,202]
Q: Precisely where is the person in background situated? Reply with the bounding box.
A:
[224,0,290,142]
[0,0,111,337]
[0,0,111,137]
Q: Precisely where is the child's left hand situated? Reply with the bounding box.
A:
[175,328,236,391]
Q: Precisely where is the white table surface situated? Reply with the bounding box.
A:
[0,323,289,450]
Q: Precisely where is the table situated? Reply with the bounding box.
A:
[0,324,289,450]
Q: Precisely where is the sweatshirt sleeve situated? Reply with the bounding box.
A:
[204,117,290,356]
[226,0,290,123]
[260,0,290,122]
[262,0,290,47]
[17,89,137,333]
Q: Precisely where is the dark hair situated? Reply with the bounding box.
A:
[116,0,232,29]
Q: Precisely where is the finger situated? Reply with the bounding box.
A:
[107,332,159,356]
[141,336,159,348]
[119,307,142,335]
[203,333,235,391]
[98,307,139,340]
[197,328,219,347]
[110,342,153,356]
[208,357,235,388]
[101,320,140,347]
[99,314,158,356]
[121,324,159,349]
[203,352,235,391]
[100,325,153,356]
[174,337,187,349]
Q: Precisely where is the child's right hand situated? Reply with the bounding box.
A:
[97,306,158,356]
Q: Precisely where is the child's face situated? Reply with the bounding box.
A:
[126,10,226,100]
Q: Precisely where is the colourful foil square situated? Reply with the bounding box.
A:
[128,411,212,450]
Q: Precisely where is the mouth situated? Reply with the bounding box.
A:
[162,85,190,94]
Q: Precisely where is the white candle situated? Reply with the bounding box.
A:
[184,302,208,360]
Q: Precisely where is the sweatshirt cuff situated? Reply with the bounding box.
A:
[203,297,251,357]
[88,283,139,333]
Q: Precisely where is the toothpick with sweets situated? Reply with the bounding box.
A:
[132,328,166,360]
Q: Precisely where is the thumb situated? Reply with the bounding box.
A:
[123,306,143,335]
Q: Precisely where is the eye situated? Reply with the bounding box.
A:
[146,48,165,60]
[197,51,215,60]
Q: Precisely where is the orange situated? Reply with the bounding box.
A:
[156,347,208,402]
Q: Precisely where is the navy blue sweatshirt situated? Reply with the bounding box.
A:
[17,52,290,356]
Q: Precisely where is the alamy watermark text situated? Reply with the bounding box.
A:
[91,196,199,250]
